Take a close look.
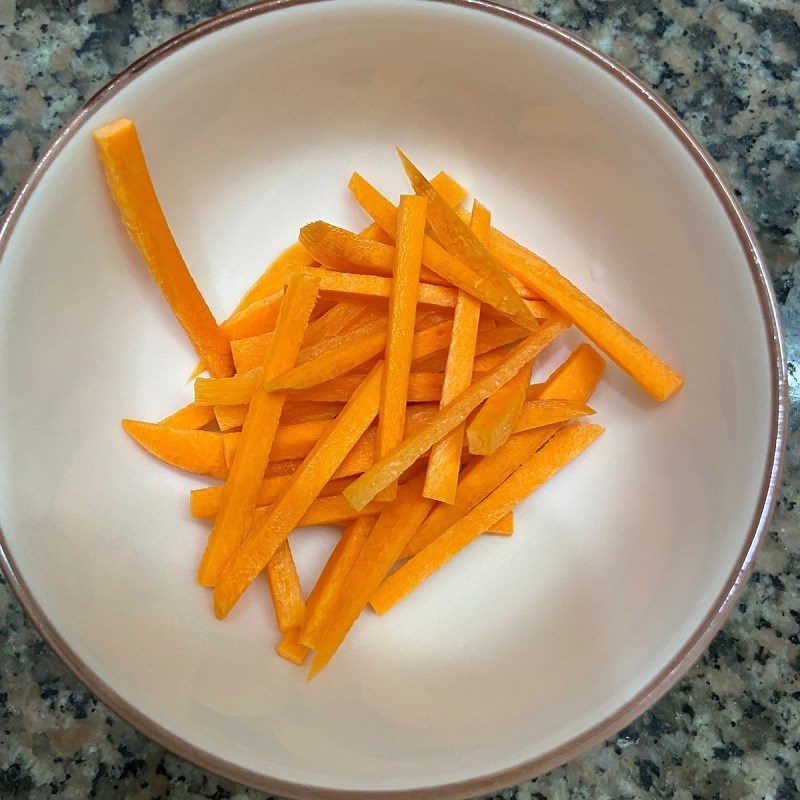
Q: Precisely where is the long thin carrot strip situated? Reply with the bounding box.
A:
[349,173,535,331]
[265,540,305,632]
[222,292,283,339]
[397,151,538,331]
[480,224,682,401]
[196,370,260,405]
[213,364,384,619]
[344,318,569,511]
[513,399,594,433]
[491,513,514,535]
[93,119,234,378]
[401,424,562,558]
[191,476,353,519]
[159,403,216,430]
[298,516,376,651]
[372,422,604,614]
[377,195,428,499]
[532,343,606,402]
[467,360,533,455]
[308,478,436,677]
[276,627,309,665]
[287,371,444,404]
[197,273,320,587]
[412,323,527,372]
[122,420,228,479]
[423,201,487,503]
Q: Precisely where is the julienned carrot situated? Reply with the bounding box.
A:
[222,292,283,340]
[401,349,606,558]
[371,422,605,615]
[468,360,533,456]
[397,151,538,332]
[377,195,428,498]
[197,272,321,588]
[276,627,309,665]
[423,200,487,504]
[215,405,249,432]
[513,399,594,433]
[265,539,305,632]
[400,424,562,558]
[213,364,384,619]
[483,223,682,401]
[160,402,216,430]
[122,420,228,479]
[261,318,462,394]
[93,119,234,378]
[492,513,514,535]
[220,401,344,432]
[532,343,606,402]
[290,371,445,404]
[297,516,376,652]
[300,301,369,349]
[412,323,527,372]
[349,172,535,332]
[191,475,354,519]
[344,318,569,511]
[196,370,260,405]
[308,478,436,678]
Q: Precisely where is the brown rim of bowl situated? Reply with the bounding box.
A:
[0,0,787,797]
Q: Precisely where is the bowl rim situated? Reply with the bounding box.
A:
[0,0,787,797]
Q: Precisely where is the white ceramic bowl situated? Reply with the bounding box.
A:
[0,1,785,798]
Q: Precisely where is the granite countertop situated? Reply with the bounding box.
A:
[0,1,798,798]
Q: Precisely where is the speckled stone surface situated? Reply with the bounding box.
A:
[0,1,798,798]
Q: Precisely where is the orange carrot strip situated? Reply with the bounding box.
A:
[349,173,535,331]
[159,402,216,430]
[196,273,320,587]
[213,364,384,618]
[196,370,260,405]
[423,201,487,503]
[513,399,594,432]
[344,318,569,511]
[290,371,444,404]
[483,225,682,401]
[467,360,533,455]
[93,119,233,377]
[265,540,305,632]
[401,424,562,558]
[276,627,309,666]
[491,513,514,536]
[377,195,428,498]
[308,478,435,678]
[300,301,368,349]
[532,343,606,402]
[191,475,353,519]
[222,292,282,340]
[397,151,537,331]
[413,323,527,372]
[262,318,463,394]
[298,516,375,650]
[122,420,228,479]
[292,496,383,528]
[214,405,248,432]
[372,423,604,614]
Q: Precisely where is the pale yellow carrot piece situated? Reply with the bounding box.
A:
[308,478,436,677]
[93,119,234,378]
[298,516,376,650]
[377,195,428,499]
[423,201,487,503]
[344,318,569,510]
[265,540,305,632]
[196,273,320,588]
[213,364,384,618]
[372,423,604,613]
[467,360,533,455]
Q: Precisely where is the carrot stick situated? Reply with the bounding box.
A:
[372,422,604,614]
[159,403,216,430]
[491,513,514,535]
[513,399,593,433]
[214,405,248,432]
[298,516,376,650]
[467,360,533,455]
[343,318,569,511]
[397,151,538,331]
[222,292,283,339]
[196,370,260,405]
[265,540,305,632]
[401,424,562,558]
[276,627,309,665]
[191,476,353,519]
[289,371,444,404]
[93,119,234,378]
[196,273,320,588]
[349,172,535,331]
[532,343,606,402]
[423,201,487,503]
[213,364,384,618]
[377,195,428,498]
[122,420,228,479]
[308,478,436,677]
[412,323,528,372]
[480,223,682,401]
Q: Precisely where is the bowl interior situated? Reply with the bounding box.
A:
[0,0,776,794]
